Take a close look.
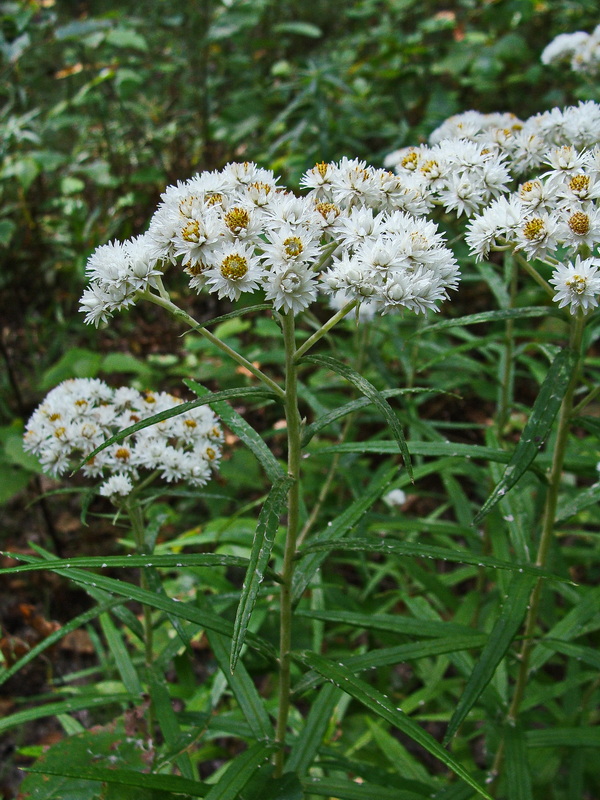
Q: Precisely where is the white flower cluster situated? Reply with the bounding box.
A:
[80,159,459,321]
[465,145,600,314]
[541,25,600,75]
[23,379,223,496]
[386,103,600,198]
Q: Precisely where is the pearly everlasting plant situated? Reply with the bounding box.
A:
[23,378,223,496]
[80,159,459,326]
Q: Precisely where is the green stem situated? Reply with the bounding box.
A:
[512,251,554,297]
[141,291,285,399]
[497,252,518,432]
[274,312,303,776]
[490,309,586,789]
[294,300,357,360]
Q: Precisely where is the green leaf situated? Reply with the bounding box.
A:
[0,693,130,734]
[273,21,322,37]
[301,388,437,446]
[0,551,251,576]
[99,612,142,696]
[24,764,208,796]
[295,609,479,639]
[556,480,600,522]
[204,743,276,800]
[292,466,396,604]
[105,27,148,51]
[184,379,284,482]
[285,682,341,775]
[40,347,103,389]
[0,218,16,247]
[203,626,275,742]
[295,652,492,800]
[473,347,576,524]
[147,669,195,780]
[231,475,292,672]
[73,386,275,473]
[444,574,533,743]
[293,635,487,695]
[299,538,564,582]
[526,727,600,747]
[417,306,557,335]
[504,723,533,800]
[302,355,412,479]
[311,440,516,466]
[301,776,428,800]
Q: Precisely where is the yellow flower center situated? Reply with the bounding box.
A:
[144,393,156,404]
[566,274,587,294]
[184,260,209,276]
[182,221,200,242]
[569,175,590,193]
[206,193,223,206]
[115,447,131,461]
[315,202,340,219]
[224,207,250,234]
[520,181,537,195]
[401,151,419,170]
[220,254,248,280]
[283,236,304,258]
[315,162,329,177]
[49,412,61,421]
[523,218,545,240]
[206,447,216,461]
[184,419,197,428]
[75,399,88,407]
[420,160,439,175]
[54,426,66,438]
[568,212,590,236]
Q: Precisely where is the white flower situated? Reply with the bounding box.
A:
[99,473,134,498]
[203,243,264,301]
[383,489,407,507]
[549,256,600,314]
[263,263,318,314]
[23,379,223,492]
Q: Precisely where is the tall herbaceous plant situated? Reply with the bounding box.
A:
[3,90,600,797]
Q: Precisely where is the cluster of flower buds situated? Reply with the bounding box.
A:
[541,25,600,76]
[23,379,223,497]
[80,159,460,324]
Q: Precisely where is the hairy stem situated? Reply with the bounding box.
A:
[274,312,302,776]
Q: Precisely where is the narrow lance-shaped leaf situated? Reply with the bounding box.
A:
[504,723,534,800]
[417,306,557,335]
[0,551,251,576]
[295,651,492,800]
[444,573,533,744]
[301,388,439,447]
[204,743,276,800]
[300,538,567,582]
[72,386,276,473]
[231,475,293,672]
[185,378,284,482]
[473,347,576,524]
[23,764,209,797]
[301,354,412,480]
